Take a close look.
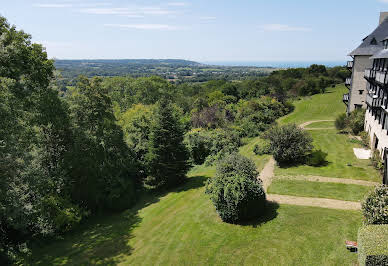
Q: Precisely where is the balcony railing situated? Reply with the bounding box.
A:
[347,61,354,69]
[366,93,381,108]
[345,77,352,88]
[375,70,388,86]
[365,68,376,80]
[343,93,349,105]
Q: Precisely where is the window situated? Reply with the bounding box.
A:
[359,90,364,95]
[354,104,362,109]
[371,37,378,45]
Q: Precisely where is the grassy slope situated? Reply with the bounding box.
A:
[268,179,373,202]
[239,137,270,172]
[275,129,380,181]
[278,85,346,125]
[305,121,335,128]
[29,169,361,265]
[275,85,380,181]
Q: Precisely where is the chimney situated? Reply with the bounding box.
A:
[380,12,388,24]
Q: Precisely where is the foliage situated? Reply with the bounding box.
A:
[335,113,347,131]
[145,99,191,189]
[265,124,313,164]
[307,150,328,166]
[117,104,153,182]
[371,150,384,172]
[360,131,370,148]
[357,225,388,266]
[348,109,365,135]
[184,128,212,165]
[67,76,138,211]
[205,154,266,223]
[253,142,271,156]
[362,185,388,225]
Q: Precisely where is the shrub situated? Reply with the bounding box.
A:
[204,128,241,165]
[358,225,388,266]
[184,128,212,165]
[371,150,384,172]
[264,124,313,164]
[362,185,388,225]
[307,149,328,166]
[335,113,347,131]
[348,109,365,135]
[360,131,370,148]
[253,142,271,156]
[205,154,266,223]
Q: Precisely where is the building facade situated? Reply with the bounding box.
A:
[362,13,388,185]
[344,13,388,113]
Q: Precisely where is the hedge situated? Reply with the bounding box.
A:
[358,225,388,266]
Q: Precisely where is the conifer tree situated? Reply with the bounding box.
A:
[145,99,191,189]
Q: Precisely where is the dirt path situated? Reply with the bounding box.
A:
[305,127,335,131]
[299,120,335,129]
[267,194,361,210]
[275,175,378,187]
[258,157,275,192]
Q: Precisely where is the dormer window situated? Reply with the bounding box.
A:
[371,37,378,45]
[384,40,388,49]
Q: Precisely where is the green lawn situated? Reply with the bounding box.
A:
[239,137,270,172]
[275,129,380,181]
[28,167,361,265]
[268,179,374,202]
[305,121,335,128]
[278,85,347,125]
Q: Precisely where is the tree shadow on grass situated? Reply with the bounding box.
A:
[240,201,280,228]
[28,175,208,265]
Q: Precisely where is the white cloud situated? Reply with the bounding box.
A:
[200,16,216,20]
[34,3,72,8]
[104,23,180,30]
[167,2,188,6]
[259,24,312,32]
[80,6,175,16]
[378,0,388,3]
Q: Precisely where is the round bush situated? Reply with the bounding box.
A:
[362,185,388,225]
[265,124,313,164]
[205,154,266,223]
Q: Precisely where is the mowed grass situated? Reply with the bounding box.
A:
[240,137,270,172]
[268,179,374,202]
[275,129,380,181]
[278,85,347,125]
[28,166,362,266]
[305,121,335,128]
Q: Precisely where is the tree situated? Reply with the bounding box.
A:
[265,124,313,164]
[362,185,388,225]
[67,76,138,211]
[205,153,266,223]
[145,99,191,189]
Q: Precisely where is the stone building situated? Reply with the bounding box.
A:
[344,12,388,115]
[361,12,388,185]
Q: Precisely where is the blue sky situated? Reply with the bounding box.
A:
[2,0,388,62]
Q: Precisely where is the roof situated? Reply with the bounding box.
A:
[371,49,388,59]
[348,17,388,56]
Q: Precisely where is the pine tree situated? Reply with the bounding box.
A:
[145,99,191,189]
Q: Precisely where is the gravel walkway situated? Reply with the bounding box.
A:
[267,194,361,210]
[275,175,378,187]
[258,157,275,193]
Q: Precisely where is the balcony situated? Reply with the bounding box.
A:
[343,93,349,105]
[345,77,352,88]
[365,68,376,80]
[366,93,381,108]
[347,61,354,69]
[375,70,388,86]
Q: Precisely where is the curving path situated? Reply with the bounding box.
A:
[299,120,335,129]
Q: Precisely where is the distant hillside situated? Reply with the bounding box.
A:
[54,59,273,85]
